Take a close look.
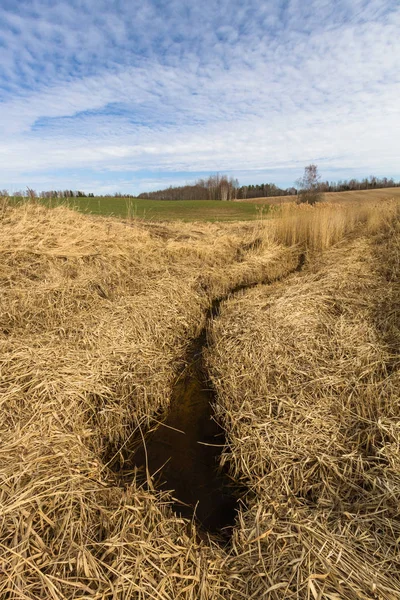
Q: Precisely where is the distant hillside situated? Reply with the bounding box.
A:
[238,186,400,204]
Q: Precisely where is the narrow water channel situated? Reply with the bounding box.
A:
[127,294,242,539]
[133,346,238,535]
[109,252,305,540]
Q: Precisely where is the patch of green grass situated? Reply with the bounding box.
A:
[10,196,271,222]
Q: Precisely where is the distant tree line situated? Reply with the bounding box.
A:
[40,190,95,198]
[138,173,400,201]
[138,175,240,201]
[2,189,136,199]
[318,175,400,193]
[138,174,297,201]
[1,189,97,199]
[237,183,297,199]
[1,174,399,201]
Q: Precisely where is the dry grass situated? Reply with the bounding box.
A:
[0,202,297,599]
[0,198,399,599]
[268,198,400,252]
[207,205,400,599]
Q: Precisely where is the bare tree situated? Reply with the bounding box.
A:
[296,164,324,205]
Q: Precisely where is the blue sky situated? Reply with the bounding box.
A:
[0,0,399,195]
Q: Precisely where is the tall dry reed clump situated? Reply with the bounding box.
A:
[269,199,399,252]
[208,203,400,599]
[0,198,398,599]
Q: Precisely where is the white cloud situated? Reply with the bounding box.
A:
[0,0,399,192]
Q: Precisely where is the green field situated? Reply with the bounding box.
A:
[72,197,273,221]
[12,196,272,222]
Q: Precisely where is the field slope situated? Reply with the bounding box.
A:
[242,185,400,205]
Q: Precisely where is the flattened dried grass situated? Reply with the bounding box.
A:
[0,203,294,599]
[208,209,400,599]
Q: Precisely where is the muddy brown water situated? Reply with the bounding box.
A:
[108,252,305,540]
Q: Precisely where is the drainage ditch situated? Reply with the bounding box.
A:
[106,252,305,541]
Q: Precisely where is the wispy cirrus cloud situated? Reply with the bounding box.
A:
[0,0,399,193]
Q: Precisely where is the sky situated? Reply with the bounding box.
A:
[0,0,399,195]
